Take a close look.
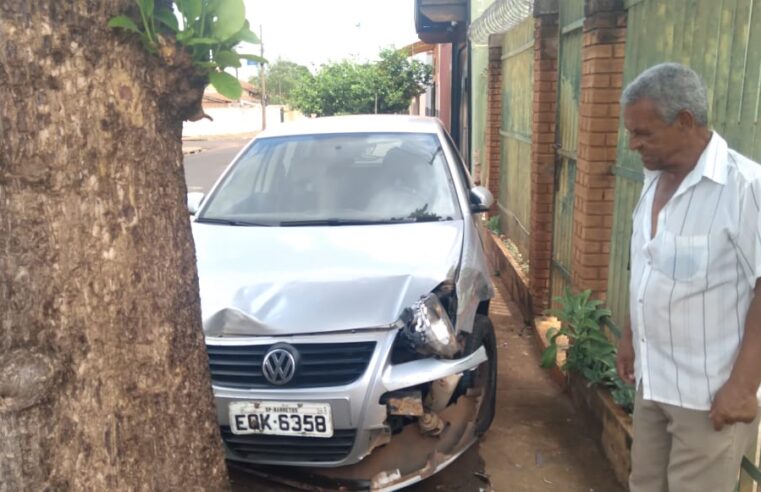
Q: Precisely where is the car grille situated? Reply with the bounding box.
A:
[207,342,376,389]
[220,426,357,463]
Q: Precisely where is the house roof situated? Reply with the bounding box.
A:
[399,40,436,56]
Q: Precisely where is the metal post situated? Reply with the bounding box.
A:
[260,24,267,130]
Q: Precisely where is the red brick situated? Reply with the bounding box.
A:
[576,213,604,227]
[586,117,620,133]
[587,201,615,214]
[579,145,613,161]
[611,73,624,88]
[582,73,611,89]
[582,88,623,104]
[581,253,611,267]
[583,45,613,61]
[579,131,608,146]
[578,187,605,201]
[584,57,625,74]
[586,174,616,188]
[536,60,558,71]
[587,27,628,45]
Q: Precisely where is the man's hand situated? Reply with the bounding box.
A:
[709,381,758,431]
[616,334,635,385]
[711,279,761,430]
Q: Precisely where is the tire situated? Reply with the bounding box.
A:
[463,314,498,436]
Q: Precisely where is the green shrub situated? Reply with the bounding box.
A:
[486,215,500,234]
[540,288,634,414]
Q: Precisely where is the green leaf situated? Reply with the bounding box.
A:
[540,345,558,369]
[155,8,179,32]
[176,29,194,42]
[136,0,154,17]
[238,53,266,65]
[210,71,242,100]
[206,0,222,12]
[193,61,218,69]
[210,0,246,41]
[178,0,201,21]
[215,50,241,68]
[233,21,260,44]
[182,37,220,46]
[108,16,141,33]
[546,327,559,340]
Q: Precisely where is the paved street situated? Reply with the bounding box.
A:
[183,137,252,193]
[183,141,624,491]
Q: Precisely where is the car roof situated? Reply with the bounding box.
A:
[256,115,444,138]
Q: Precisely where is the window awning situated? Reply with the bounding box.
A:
[469,0,534,45]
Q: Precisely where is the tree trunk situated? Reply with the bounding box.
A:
[0,2,229,490]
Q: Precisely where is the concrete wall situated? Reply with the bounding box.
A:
[182,104,304,137]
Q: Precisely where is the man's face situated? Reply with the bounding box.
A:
[623,98,686,171]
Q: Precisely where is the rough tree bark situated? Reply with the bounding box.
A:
[0,2,229,490]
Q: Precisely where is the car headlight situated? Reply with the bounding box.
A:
[401,293,459,358]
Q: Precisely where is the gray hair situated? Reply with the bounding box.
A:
[621,62,709,127]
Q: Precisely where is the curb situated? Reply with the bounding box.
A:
[183,146,203,155]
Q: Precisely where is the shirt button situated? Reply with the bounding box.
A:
[641,338,645,342]
[647,260,652,266]
[638,298,643,304]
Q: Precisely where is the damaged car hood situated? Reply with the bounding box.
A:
[192,221,464,336]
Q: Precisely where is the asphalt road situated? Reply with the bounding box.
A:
[183,138,251,193]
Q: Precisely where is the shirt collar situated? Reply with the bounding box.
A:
[642,131,728,195]
[690,131,728,186]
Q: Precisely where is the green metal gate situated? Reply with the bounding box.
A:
[549,0,584,306]
[606,0,761,331]
[498,18,534,259]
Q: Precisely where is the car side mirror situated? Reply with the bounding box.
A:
[187,192,205,215]
[469,186,494,213]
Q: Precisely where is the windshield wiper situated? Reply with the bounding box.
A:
[390,215,447,223]
[195,217,274,227]
[279,218,413,226]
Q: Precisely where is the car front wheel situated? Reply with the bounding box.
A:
[463,314,498,436]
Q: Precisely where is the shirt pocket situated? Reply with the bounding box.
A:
[651,230,708,282]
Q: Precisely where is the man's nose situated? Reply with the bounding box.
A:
[628,136,641,151]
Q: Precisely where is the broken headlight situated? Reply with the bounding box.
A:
[399,293,459,358]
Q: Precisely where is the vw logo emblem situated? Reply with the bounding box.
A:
[262,345,297,385]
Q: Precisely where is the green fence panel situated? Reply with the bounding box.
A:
[498,18,534,259]
[607,0,761,341]
[549,0,584,307]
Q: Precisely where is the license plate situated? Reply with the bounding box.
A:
[229,401,333,438]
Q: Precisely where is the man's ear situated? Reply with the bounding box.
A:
[676,109,696,130]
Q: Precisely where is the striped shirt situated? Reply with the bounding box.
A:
[630,132,761,410]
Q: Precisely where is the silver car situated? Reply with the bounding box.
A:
[189,115,498,491]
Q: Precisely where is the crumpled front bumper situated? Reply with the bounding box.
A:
[211,325,488,485]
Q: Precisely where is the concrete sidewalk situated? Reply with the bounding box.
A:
[479,277,625,492]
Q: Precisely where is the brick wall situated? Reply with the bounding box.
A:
[485,46,503,205]
[570,0,627,300]
[528,12,560,311]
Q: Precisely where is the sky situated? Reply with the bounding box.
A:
[241,0,419,71]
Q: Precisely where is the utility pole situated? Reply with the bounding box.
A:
[259,24,266,131]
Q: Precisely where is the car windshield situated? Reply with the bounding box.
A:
[198,132,461,226]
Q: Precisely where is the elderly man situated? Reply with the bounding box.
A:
[616,62,761,491]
